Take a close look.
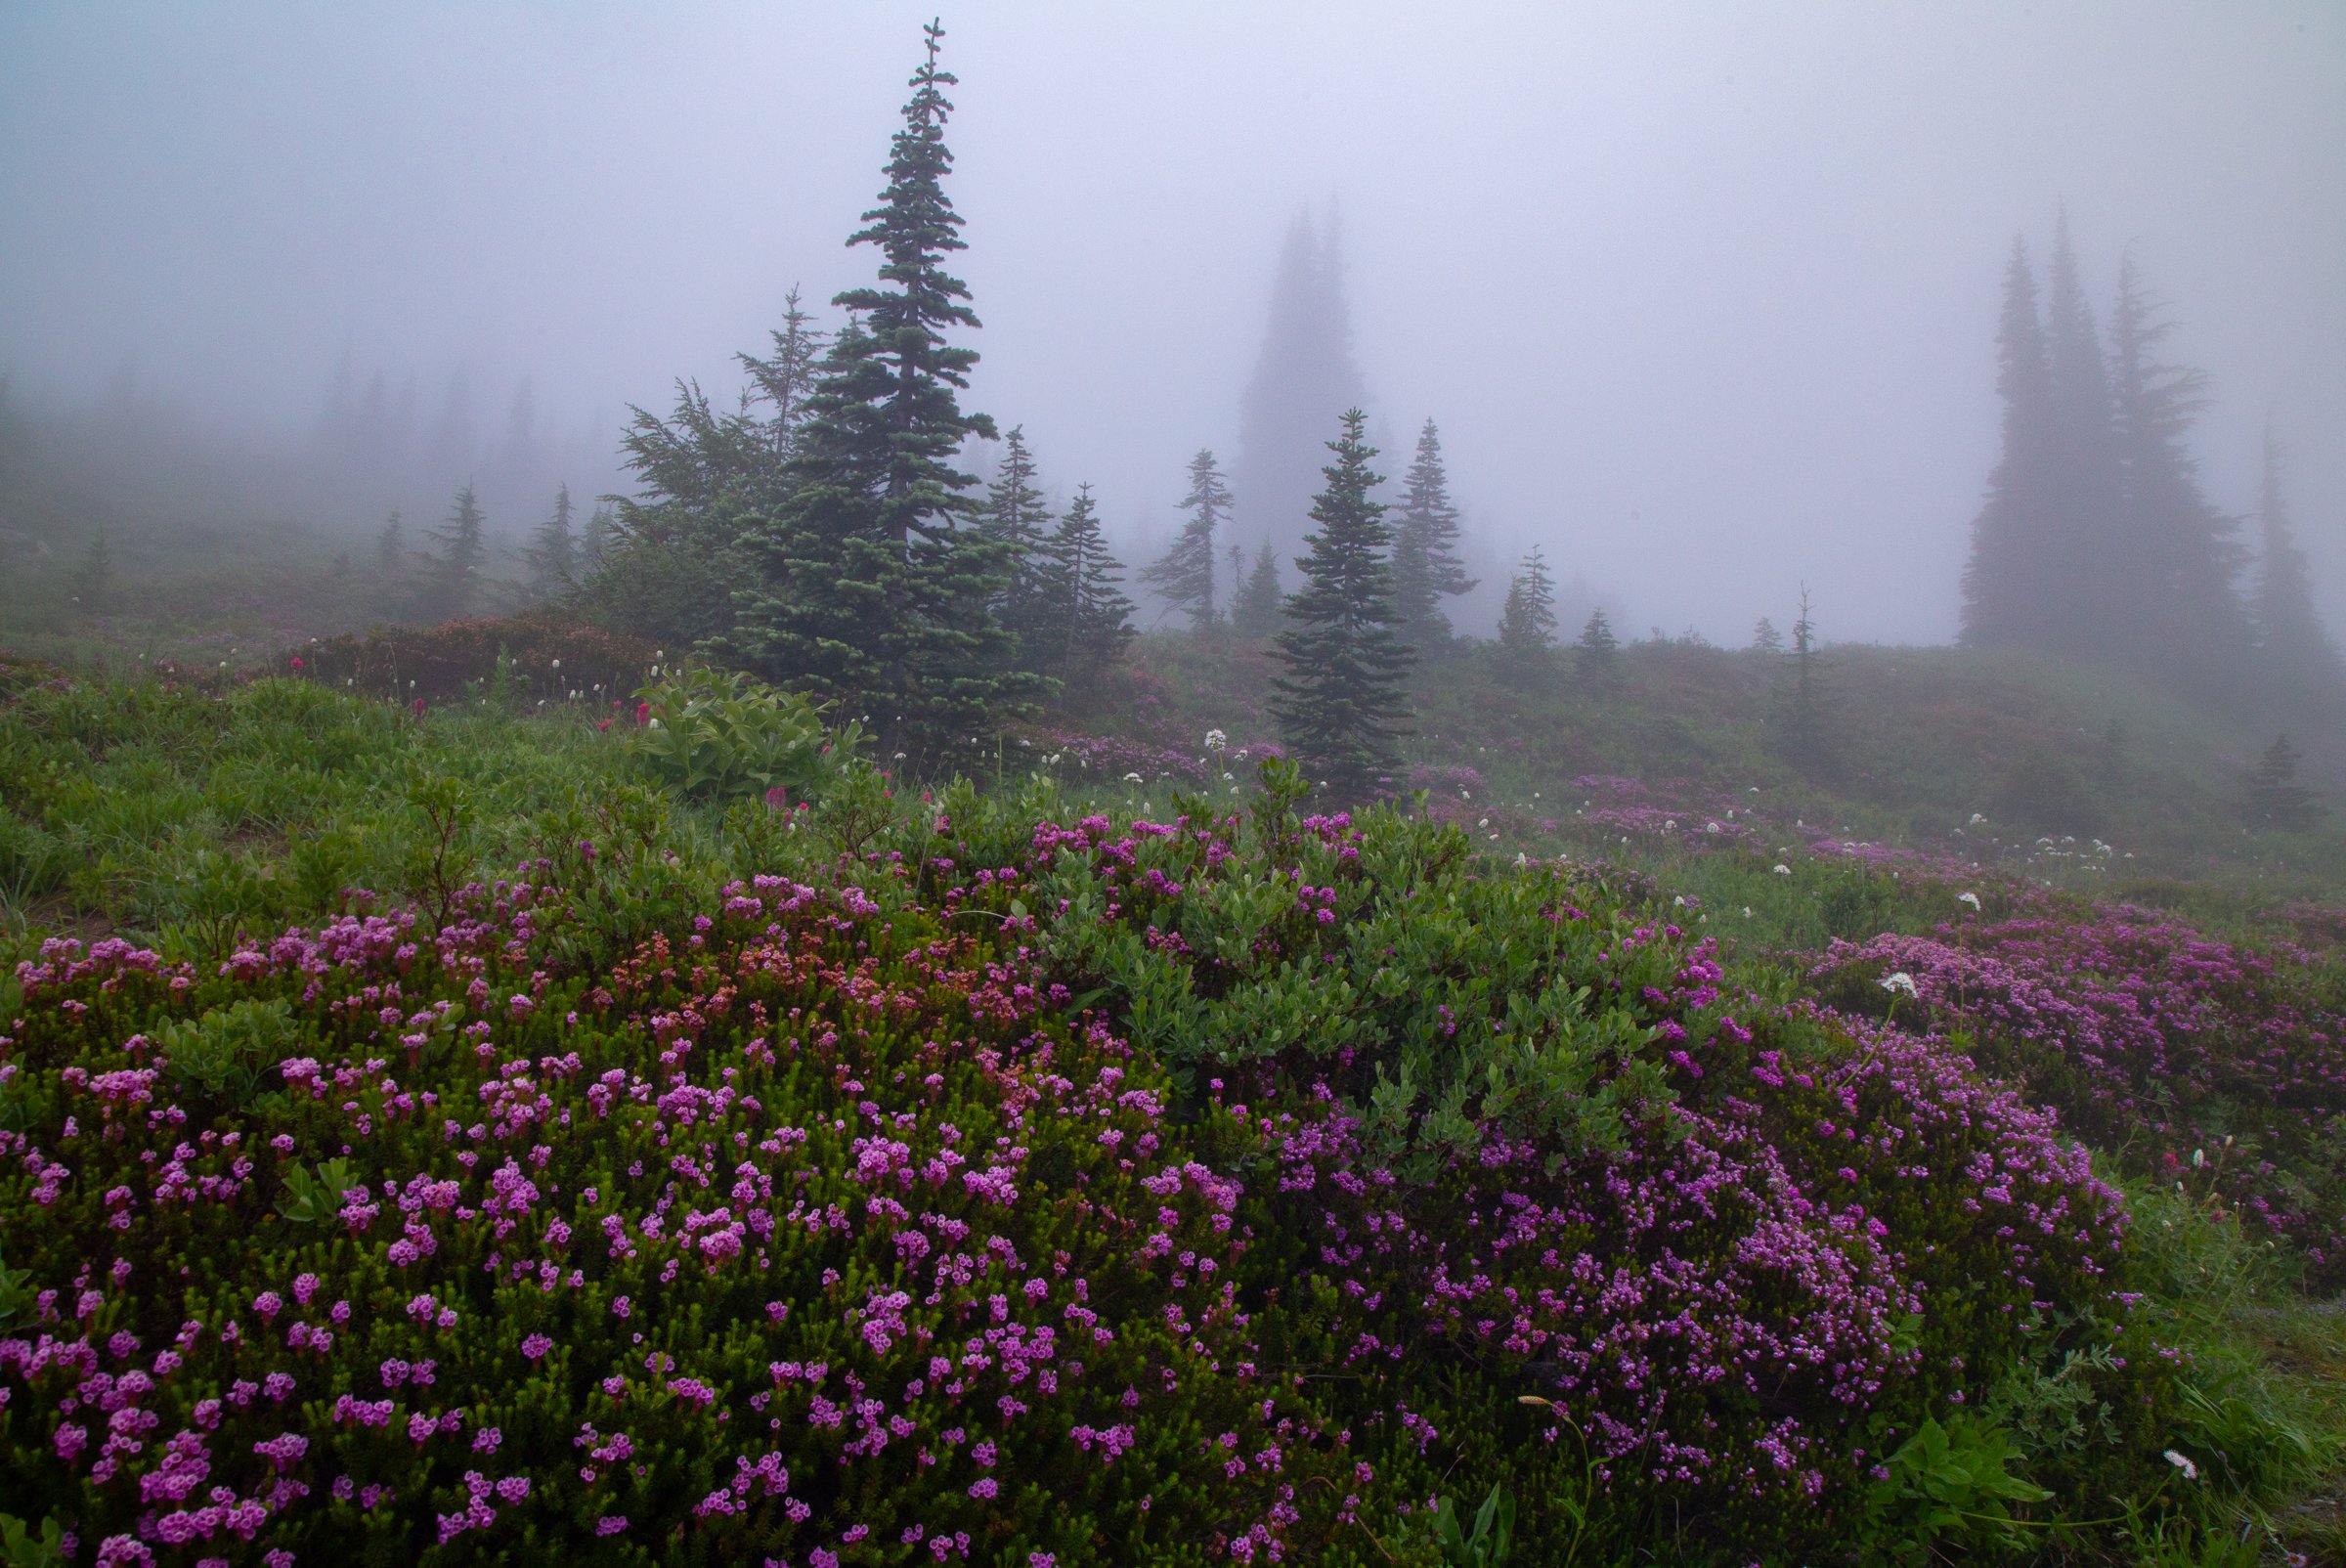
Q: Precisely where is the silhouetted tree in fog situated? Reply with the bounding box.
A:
[2245,733,2325,831]
[426,484,488,620]
[527,482,577,597]
[1233,541,1282,641]
[1233,212,1368,563]
[2107,257,2253,694]
[1141,450,1230,632]
[1575,607,1619,685]
[1961,238,2064,650]
[2248,427,2346,708]
[1494,545,1556,685]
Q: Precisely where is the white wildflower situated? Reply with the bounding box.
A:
[1203,728,1227,750]
[2163,1450,2198,1481]
[2192,1148,2205,1168]
[1742,906,1753,919]
[1879,972,1919,999]
[1705,821,1721,834]
[1478,817,1490,829]
[1123,772,1144,784]
[1957,892,1981,910]
[1771,863,1792,876]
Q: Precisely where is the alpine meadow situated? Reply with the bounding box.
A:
[7,7,2346,1566]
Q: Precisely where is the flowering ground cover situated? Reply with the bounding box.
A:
[1812,908,2346,1285]
[2,668,2341,1563]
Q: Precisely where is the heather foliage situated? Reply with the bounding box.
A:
[0,671,2326,1561]
[1811,909,2346,1284]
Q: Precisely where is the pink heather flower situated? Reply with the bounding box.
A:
[595,1518,628,1537]
[521,1333,553,1361]
[968,1477,999,1500]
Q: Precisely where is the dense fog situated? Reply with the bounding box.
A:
[2,1,2341,643]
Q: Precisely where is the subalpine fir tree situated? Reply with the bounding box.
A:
[1493,545,1556,685]
[1751,616,1783,653]
[1233,541,1282,641]
[2249,428,2346,706]
[717,22,1033,757]
[1040,483,1137,684]
[426,483,488,621]
[1141,450,1229,632]
[376,509,405,574]
[1389,418,1476,649]
[2039,210,2128,661]
[1960,238,2064,650]
[979,426,1054,654]
[2107,257,2253,693]
[1575,606,1619,683]
[1270,409,1413,797]
[2244,733,2324,831]
[527,483,578,596]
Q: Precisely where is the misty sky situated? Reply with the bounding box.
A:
[4,2,2342,643]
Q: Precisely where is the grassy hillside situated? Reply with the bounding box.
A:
[1095,632,2346,903]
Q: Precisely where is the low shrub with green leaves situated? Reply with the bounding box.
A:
[628,667,865,805]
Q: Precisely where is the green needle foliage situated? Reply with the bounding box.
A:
[717,21,1035,761]
[1270,408,1414,799]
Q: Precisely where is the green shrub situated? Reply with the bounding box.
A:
[629,666,864,805]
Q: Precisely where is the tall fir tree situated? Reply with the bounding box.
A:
[1233,212,1368,564]
[2038,208,2128,662]
[426,483,488,621]
[1493,545,1556,684]
[1233,541,1282,641]
[1040,483,1137,684]
[1751,616,1783,653]
[1141,450,1230,632]
[527,482,578,597]
[1270,409,1414,797]
[717,22,1031,757]
[1389,418,1476,648]
[2249,427,2346,706]
[1960,238,2064,649]
[2106,257,2253,694]
[979,425,1054,655]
